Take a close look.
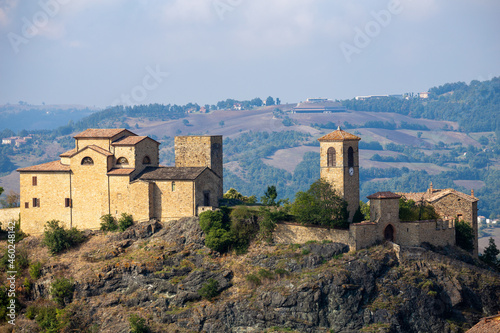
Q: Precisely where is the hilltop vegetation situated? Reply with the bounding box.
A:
[1,217,498,332]
[342,77,500,132]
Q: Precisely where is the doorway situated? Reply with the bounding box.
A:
[384,224,395,242]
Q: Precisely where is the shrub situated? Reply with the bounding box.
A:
[290,179,349,228]
[29,261,42,280]
[480,237,500,270]
[51,277,75,306]
[275,268,289,277]
[455,220,474,252]
[258,269,274,280]
[230,206,259,253]
[33,306,68,332]
[42,220,85,255]
[198,278,220,300]
[118,213,133,232]
[205,228,233,253]
[246,274,261,287]
[100,214,118,232]
[129,314,150,333]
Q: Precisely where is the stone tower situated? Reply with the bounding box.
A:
[318,127,361,222]
[174,135,223,179]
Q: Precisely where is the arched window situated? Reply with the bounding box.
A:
[143,156,151,165]
[327,147,336,167]
[116,157,129,165]
[81,157,94,165]
[348,147,354,168]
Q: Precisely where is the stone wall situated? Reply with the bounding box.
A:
[70,149,111,231]
[175,136,223,179]
[152,181,194,221]
[431,193,477,255]
[194,169,223,208]
[0,208,20,224]
[19,172,72,234]
[274,223,350,245]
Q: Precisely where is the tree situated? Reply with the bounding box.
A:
[265,96,275,106]
[219,120,225,128]
[0,187,3,197]
[183,119,190,126]
[291,179,349,228]
[5,190,19,208]
[480,238,500,269]
[261,185,278,206]
[455,220,474,252]
[276,98,281,105]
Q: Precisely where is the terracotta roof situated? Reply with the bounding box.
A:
[112,136,158,146]
[17,160,70,172]
[60,148,77,157]
[398,189,478,203]
[74,128,134,139]
[80,145,113,157]
[317,127,361,141]
[136,166,207,181]
[107,168,135,176]
[367,192,401,200]
[467,313,500,333]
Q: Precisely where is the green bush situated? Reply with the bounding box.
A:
[455,220,474,252]
[246,274,261,286]
[205,228,233,253]
[118,213,133,232]
[290,179,349,228]
[399,198,439,221]
[42,220,85,255]
[51,277,75,306]
[198,278,220,300]
[31,306,67,332]
[230,206,259,253]
[275,268,290,276]
[480,237,500,270]
[129,314,150,333]
[199,210,227,233]
[258,268,274,279]
[100,214,118,232]
[29,261,42,280]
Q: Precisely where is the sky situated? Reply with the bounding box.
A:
[0,0,499,108]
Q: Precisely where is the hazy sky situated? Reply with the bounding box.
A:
[1,0,499,107]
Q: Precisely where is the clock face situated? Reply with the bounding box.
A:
[349,167,354,176]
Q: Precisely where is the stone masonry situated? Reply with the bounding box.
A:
[17,129,223,234]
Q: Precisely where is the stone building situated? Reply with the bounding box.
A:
[276,127,478,254]
[17,129,223,234]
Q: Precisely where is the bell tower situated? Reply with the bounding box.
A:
[318,127,361,222]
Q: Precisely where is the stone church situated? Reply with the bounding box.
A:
[17,129,223,234]
[316,127,479,255]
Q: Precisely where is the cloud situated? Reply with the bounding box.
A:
[0,0,19,26]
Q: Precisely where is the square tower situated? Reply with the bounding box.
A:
[318,127,361,222]
[174,135,223,179]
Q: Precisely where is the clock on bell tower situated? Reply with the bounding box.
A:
[318,126,361,222]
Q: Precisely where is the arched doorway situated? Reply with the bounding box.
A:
[384,224,394,242]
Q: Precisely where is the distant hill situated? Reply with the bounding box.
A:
[0,104,98,132]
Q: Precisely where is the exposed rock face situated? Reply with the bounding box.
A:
[13,218,500,333]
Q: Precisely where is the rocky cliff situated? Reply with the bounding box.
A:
[5,218,500,332]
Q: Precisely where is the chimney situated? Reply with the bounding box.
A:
[471,189,475,197]
[429,182,433,194]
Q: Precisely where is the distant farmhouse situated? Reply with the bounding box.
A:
[277,127,479,255]
[17,129,222,234]
[292,98,346,113]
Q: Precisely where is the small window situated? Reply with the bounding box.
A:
[204,191,210,206]
[32,198,40,207]
[25,202,29,209]
[81,157,94,165]
[348,147,354,168]
[32,176,37,186]
[143,156,151,165]
[116,157,129,165]
[327,147,336,167]
[172,181,176,192]
[65,198,72,208]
